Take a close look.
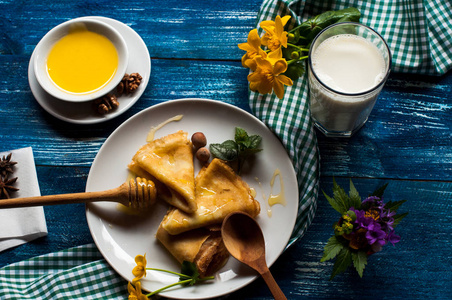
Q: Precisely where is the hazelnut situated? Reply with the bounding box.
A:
[196,147,210,162]
[191,132,207,148]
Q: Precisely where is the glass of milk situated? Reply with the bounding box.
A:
[308,22,391,137]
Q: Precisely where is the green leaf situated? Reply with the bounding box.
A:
[351,250,367,278]
[384,199,407,212]
[210,140,238,161]
[180,261,199,286]
[240,148,263,157]
[234,127,249,145]
[392,212,408,228]
[332,178,351,214]
[248,134,262,149]
[348,179,362,209]
[321,236,346,262]
[330,248,352,280]
[289,7,361,46]
[371,183,388,198]
[283,60,306,81]
[323,191,345,214]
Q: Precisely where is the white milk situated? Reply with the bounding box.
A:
[308,32,389,135]
[312,35,386,94]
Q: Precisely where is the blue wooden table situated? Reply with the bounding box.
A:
[1,1,451,299]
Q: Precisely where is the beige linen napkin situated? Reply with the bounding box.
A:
[0,147,47,252]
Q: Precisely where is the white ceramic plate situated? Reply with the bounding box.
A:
[28,16,150,124]
[86,99,299,299]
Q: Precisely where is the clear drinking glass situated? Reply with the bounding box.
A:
[308,22,391,137]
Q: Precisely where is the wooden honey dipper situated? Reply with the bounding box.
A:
[0,177,157,210]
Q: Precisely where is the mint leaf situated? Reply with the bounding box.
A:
[210,140,238,161]
[330,248,352,280]
[234,127,249,145]
[351,250,367,278]
[248,134,262,149]
[211,127,262,175]
[321,236,346,262]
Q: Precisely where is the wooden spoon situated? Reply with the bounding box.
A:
[0,177,157,210]
[221,212,287,300]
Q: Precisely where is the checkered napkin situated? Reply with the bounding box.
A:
[2,1,451,298]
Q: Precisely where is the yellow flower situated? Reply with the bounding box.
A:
[238,29,267,70]
[132,254,147,283]
[128,281,148,300]
[260,15,291,51]
[247,48,293,99]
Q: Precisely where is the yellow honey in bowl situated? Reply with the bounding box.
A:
[46,28,119,94]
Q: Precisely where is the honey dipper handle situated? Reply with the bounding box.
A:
[0,183,129,209]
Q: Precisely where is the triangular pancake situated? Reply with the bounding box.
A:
[132,130,196,213]
[161,158,260,235]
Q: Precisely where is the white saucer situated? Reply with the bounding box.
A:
[28,16,151,124]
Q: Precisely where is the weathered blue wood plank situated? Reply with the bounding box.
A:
[1,0,261,59]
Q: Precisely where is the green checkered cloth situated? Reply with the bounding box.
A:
[2,1,452,298]
[0,244,128,299]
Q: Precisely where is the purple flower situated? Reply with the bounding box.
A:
[386,230,401,246]
[365,222,386,246]
[380,209,396,231]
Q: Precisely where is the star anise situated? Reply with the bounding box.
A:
[0,175,19,199]
[0,153,17,177]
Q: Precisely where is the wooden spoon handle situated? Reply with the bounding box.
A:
[0,184,128,209]
[260,266,287,300]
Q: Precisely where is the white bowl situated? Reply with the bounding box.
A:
[34,18,128,102]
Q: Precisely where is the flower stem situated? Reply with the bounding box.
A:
[287,43,309,52]
[146,279,192,297]
[287,56,308,65]
[146,268,191,279]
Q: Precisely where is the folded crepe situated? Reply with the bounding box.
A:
[156,224,229,277]
[161,158,260,235]
[132,130,197,213]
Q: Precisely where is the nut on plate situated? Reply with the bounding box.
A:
[191,132,207,149]
[196,147,210,163]
[94,93,119,114]
[117,73,143,96]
